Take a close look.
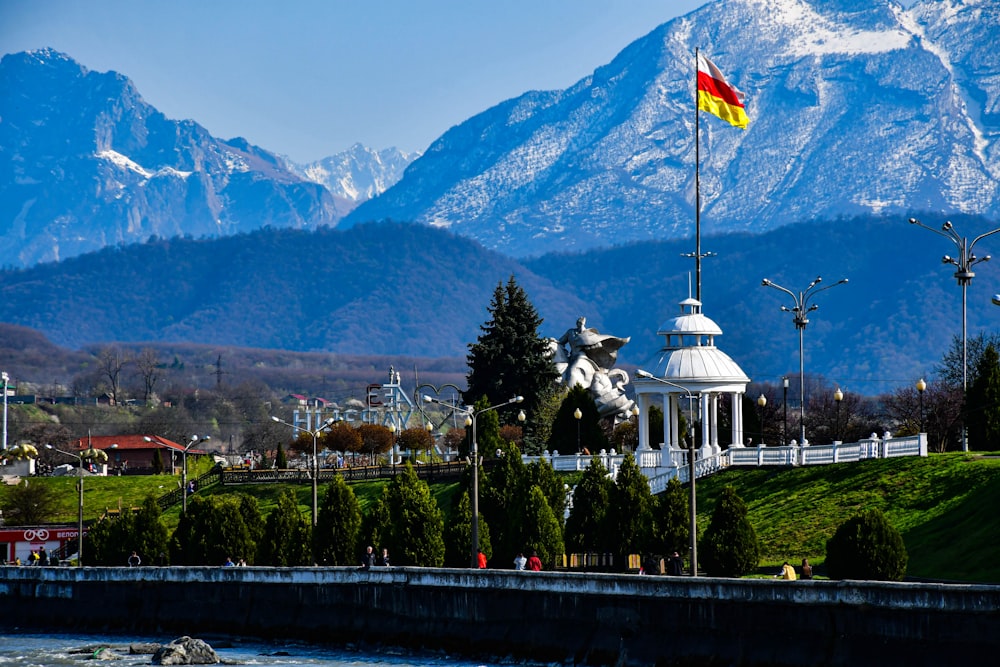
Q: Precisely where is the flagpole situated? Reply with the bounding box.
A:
[694,47,702,303]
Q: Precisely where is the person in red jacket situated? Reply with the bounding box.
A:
[477,549,487,569]
[527,550,542,571]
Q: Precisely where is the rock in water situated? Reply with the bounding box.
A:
[151,636,220,665]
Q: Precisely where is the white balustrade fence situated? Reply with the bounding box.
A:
[523,433,926,494]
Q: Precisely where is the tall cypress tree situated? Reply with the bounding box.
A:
[259,489,311,566]
[967,343,1000,450]
[654,477,690,556]
[374,463,445,566]
[564,457,614,553]
[701,485,760,577]
[465,276,558,429]
[607,453,655,568]
[314,475,363,566]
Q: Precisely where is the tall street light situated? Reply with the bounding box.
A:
[424,394,524,568]
[917,378,927,433]
[2,371,8,451]
[761,276,848,446]
[180,435,210,515]
[834,387,844,442]
[782,377,789,446]
[909,218,1000,452]
[635,370,700,576]
[45,441,114,566]
[271,416,334,526]
[756,394,766,446]
[573,407,582,453]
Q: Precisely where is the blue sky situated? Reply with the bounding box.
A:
[2,1,707,163]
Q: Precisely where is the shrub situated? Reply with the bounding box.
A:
[825,507,908,581]
[700,485,760,577]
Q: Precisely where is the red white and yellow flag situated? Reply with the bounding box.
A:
[697,53,748,129]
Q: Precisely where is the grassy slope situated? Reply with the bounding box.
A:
[5,453,997,582]
[695,452,1000,582]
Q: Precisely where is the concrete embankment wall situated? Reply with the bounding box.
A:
[2,566,998,666]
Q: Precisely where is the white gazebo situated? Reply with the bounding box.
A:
[634,297,751,467]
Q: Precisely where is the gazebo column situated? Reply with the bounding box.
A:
[663,392,673,450]
[637,393,650,451]
[732,392,744,447]
[710,393,720,453]
[698,394,713,456]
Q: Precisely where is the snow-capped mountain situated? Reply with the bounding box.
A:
[343,0,1000,256]
[287,144,420,203]
[0,49,409,268]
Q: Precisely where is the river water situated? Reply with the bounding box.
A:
[0,632,520,667]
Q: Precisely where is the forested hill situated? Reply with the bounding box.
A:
[0,221,591,358]
[2,214,1000,395]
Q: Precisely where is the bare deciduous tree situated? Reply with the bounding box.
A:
[97,345,130,406]
[133,348,161,403]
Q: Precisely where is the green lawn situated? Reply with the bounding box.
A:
[4,452,997,582]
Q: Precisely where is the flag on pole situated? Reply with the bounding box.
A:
[697,53,748,129]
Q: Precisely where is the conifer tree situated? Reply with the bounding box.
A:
[522,485,565,569]
[372,463,445,566]
[85,509,136,565]
[526,456,567,526]
[465,276,558,431]
[444,489,492,567]
[151,448,164,474]
[259,489,311,566]
[132,495,169,565]
[314,475,363,566]
[275,442,288,469]
[701,485,760,577]
[564,457,614,553]
[967,343,1000,450]
[549,386,608,454]
[654,477,690,556]
[607,453,655,568]
[170,495,258,565]
[825,507,907,581]
[480,441,530,561]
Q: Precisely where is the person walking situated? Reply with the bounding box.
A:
[527,550,542,571]
[128,551,141,567]
[514,552,527,570]
[477,549,487,569]
[380,548,391,567]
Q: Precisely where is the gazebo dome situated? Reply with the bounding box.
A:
[649,297,749,385]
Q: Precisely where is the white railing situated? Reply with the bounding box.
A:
[729,434,925,468]
[522,433,926,493]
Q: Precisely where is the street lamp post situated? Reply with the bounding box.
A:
[782,377,789,446]
[834,387,844,442]
[2,371,8,451]
[636,370,699,576]
[761,276,848,446]
[756,394,767,446]
[388,423,397,472]
[917,378,927,433]
[425,421,434,462]
[180,435,210,515]
[45,442,114,566]
[271,416,334,526]
[423,394,524,568]
[573,407,582,453]
[909,217,1000,452]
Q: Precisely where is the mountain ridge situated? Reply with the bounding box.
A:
[343,0,1000,256]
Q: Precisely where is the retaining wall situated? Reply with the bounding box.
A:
[1,566,998,666]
